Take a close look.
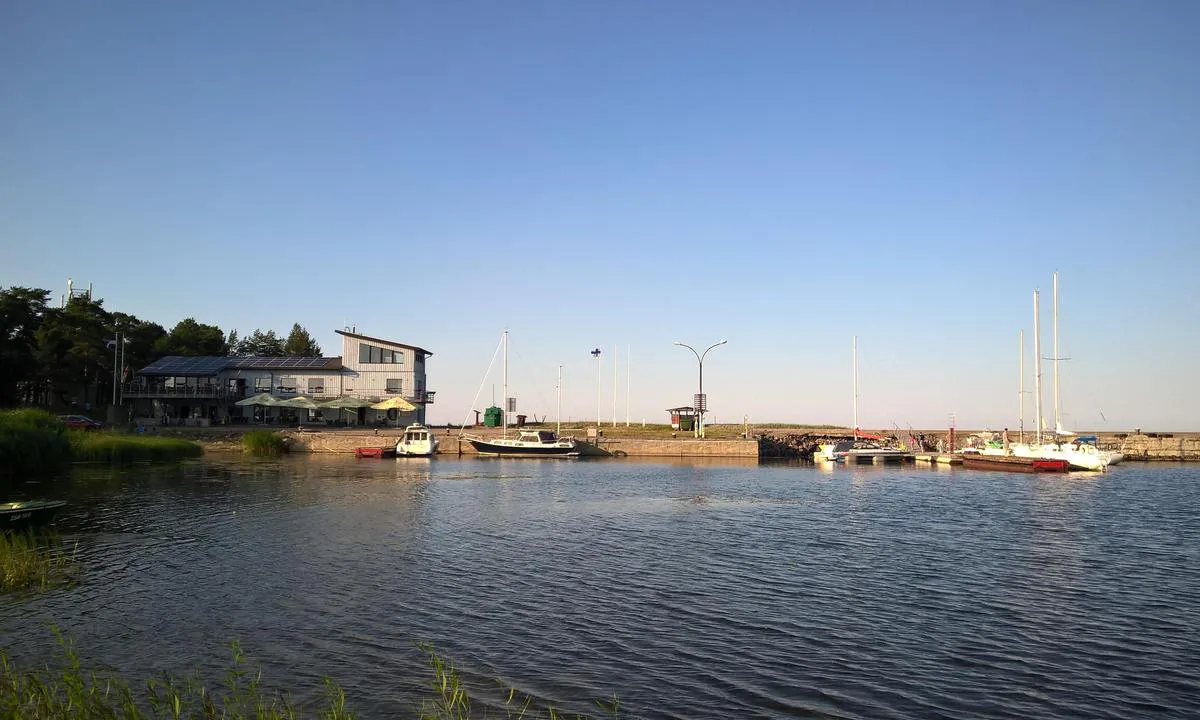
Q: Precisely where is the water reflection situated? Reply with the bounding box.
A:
[1,459,1198,720]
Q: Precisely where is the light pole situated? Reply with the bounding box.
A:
[590,348,602,431]
[673,339,727,438]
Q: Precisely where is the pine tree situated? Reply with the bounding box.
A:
[283,324,322,357]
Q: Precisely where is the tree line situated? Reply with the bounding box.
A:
[0,286,322,409]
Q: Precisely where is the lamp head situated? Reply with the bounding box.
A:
[718,339,728,345]
[673,341,682,346]
[590,348,602,358]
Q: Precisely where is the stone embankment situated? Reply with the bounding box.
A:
[163,425,1199,461]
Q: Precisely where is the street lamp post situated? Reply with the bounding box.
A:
[673,339,727,438]
[590,348,602,431]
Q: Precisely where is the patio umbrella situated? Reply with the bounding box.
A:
[370,396,417,428]
[234,392,280,407]
[370,397,417,412]
[234,392,280,423]
[277,396,321,423]
[319,395,374,425]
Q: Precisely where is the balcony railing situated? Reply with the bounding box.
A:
[121,384,434,405]
[122,384,223,399]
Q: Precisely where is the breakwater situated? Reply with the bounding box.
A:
[176,427,1200,461]
[278,428,759,458]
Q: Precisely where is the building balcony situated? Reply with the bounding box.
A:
[123,384,223,399]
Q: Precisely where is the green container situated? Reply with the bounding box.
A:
[679,417,694,431]
[483,406,504,427]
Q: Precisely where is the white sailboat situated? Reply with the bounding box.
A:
[815,336,906,463]
[1008,274,1123,471]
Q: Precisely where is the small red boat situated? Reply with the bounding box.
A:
[355,446,396,459]
[961,454,1070,473]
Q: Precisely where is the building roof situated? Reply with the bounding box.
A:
[335,329,433,358]
[137,356,343,377]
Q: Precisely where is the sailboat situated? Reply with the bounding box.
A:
[1005,274,1123,471]
[463,331,580,458]
[814,337,906,463]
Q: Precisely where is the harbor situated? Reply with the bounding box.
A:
[154,425,1200,462]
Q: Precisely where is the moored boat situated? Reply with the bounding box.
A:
[961,454,1069,473]
[1,500,67,531]
[466,429,579,457]
[395,423,439,457]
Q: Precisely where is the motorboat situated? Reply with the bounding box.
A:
[467,429,579,457]
[395,423,439,457]
[461,331,579,458]
[1,500,67,531]
[816,438,908,463]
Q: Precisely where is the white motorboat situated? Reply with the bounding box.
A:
[395,424,439,457]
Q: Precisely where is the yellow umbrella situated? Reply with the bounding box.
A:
[370,396,417,411]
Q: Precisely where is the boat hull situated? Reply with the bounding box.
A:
[1,500,67,531]
[962,455,1069,473]
[1006,443,1122,471]
[466,439,579,457]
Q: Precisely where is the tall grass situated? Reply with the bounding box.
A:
[0,632,353,719]
[69,430,203,464]
[417,642,621,720]
[0,409,71,475]
[243,430,288,456]
[0,635,623,720]
[0,531,75,593]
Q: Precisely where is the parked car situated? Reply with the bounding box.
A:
[57,414,104,430]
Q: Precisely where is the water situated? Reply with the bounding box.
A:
[3,457,1200,719]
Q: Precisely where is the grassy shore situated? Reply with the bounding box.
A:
[0,408,72,474]
[0,635,620,720]
[242,430,288,456]
[0,532,75,593]
[0,409,204,472]
[69,430,204,463]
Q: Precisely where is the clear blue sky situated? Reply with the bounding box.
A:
[3,1,1197,429]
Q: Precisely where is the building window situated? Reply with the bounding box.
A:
[307,377,324,394]
[278,376,297,393]
[255,378,272,392]
[359,342,405,364]
[386,378,403,395]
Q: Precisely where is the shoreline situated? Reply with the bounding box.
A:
[150,425,1200,461]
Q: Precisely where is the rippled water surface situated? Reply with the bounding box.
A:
[3,457,1200,718]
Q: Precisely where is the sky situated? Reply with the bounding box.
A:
[2,1,1197,430]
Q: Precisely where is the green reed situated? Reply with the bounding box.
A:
[0,531,75,593]
[69,430,204,464]
[0,408,72,475]
[0,632,622,719]
[0,632,353,719]
[417,642,622,720]
[242,430,289,456]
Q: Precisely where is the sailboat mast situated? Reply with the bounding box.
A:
[502,330,508,438]
[852,335,859,437]
[1053,271,1061,434]
[1033,290,1043,445]
[557,363,562,435]
[1019,329,1025,443]
[612,344,618,427]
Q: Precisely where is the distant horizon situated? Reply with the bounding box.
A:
[3,2,1196,430]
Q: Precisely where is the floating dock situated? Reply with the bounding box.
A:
[911,452,963,465]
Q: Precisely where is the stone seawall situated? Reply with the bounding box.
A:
[280,430,759,458]
[263,428,1199,461]
[1114,434,1200,461]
